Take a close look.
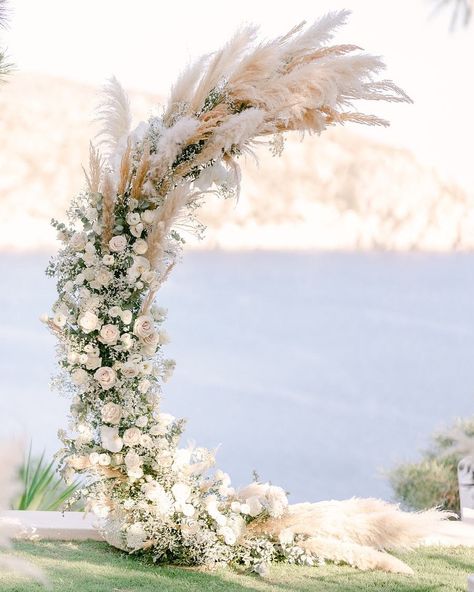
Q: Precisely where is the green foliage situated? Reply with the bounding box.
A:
[388,417,474,513]
[13,446,82,511]
[2,541,473,592]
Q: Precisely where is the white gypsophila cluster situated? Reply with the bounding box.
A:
[44,11,413,574]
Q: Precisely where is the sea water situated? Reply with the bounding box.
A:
[1,251,473,502]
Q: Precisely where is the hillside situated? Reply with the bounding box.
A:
[1,73,472,251]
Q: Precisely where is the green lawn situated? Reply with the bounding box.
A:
[1,541,473,592]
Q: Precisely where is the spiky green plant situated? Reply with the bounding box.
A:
[13,446,82,511]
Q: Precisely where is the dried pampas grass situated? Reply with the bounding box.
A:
[82,142,103,194]
[249,498,452,574]
[96,76,132,157]
[100,173,116,249]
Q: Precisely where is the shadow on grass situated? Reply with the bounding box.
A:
[8,541,267,592]
[5,541,472,592]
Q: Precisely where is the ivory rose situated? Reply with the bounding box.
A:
[99,324,120,345]
[121,361,139,378]
[53,312,67,328]
[69,231,87,252]
[132,239,148,254]
[141,209,156,224]
[85,354,102,370]
[123,427,142,446]
[94,366,117,390]
[101,402,123,425]
[108,235,127,252]
[120,310,133,325]
[126,212,141,226]
[140,332,160,355]
[133,315,155,339]
[100,426,123,453]
[78,310,100,333]
[71,368,88,385]
[130,223,144,238]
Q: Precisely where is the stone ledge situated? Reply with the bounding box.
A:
[0,510,103,541]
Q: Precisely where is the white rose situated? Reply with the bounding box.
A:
[120,333,134,350]
[53,312,67,328]
[126,212,141,226]
[85,207,98,222]
[96,269,113,287]
[141,270,157,284]
[132,239,148,255]
[67,351,78,364]
[82,251,96,267]
[78,311,100,333]
[94,366,117,390]
[142,481,164,502]
[101,402,123,425]
[85,355,102,370]
[140,434,153,449]
[121,361,139,379]
[120,310,133,325]
[103,254,114,266]
[124,450,142,469]
[108,235,127,252]
[171,483,191,504]
[109,306,121,318]
[141,210,156,224]
[130,256,150,277]
[181,504,195,517]
[71,368,88,385]
[140,332,160,355]
[70,231,87,252]
[89,452,100,465]
[135,416,148,428]
[133,315,155,339]
[130,223,144,238]
[123,427,142,446]
[99,324,120,345]
[90,500,110,519]
[83,268,96,282]
[98,453,111,466]
[218,526,237,546]
[100,426,123,453]
[126,523,147,550]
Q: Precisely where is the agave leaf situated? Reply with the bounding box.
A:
[14,446,82,511]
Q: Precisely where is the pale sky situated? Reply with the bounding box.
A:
[4,0,474,190]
